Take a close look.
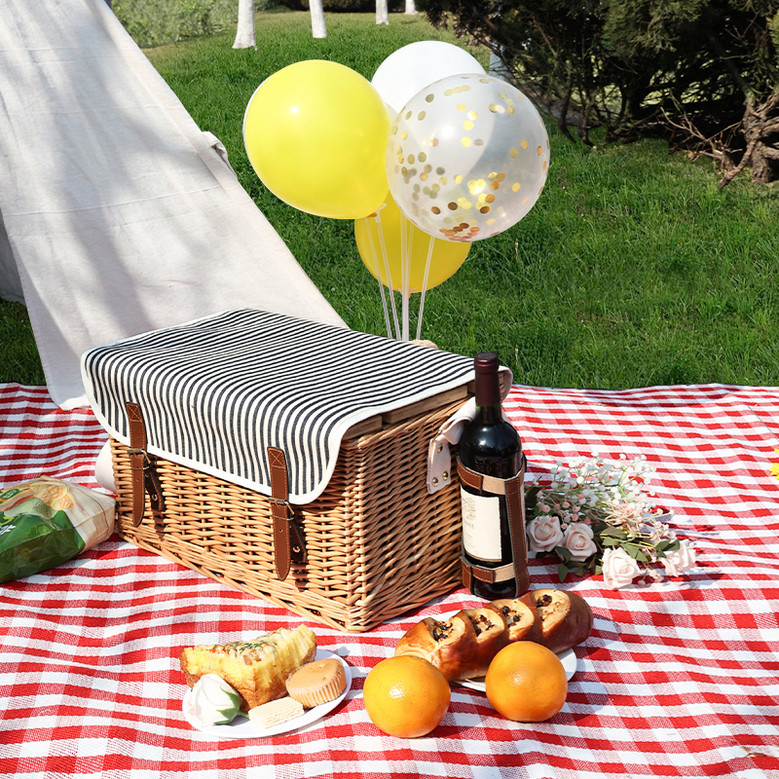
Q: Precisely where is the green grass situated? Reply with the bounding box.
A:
[2,10,778,388]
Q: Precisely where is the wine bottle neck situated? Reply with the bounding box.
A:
[475,402,503,423]
[474,370,501,408]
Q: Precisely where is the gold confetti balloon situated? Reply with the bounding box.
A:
[385,74,550,242]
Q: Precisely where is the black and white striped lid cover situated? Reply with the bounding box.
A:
[81,309,494,504]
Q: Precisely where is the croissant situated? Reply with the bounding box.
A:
[394,590,591,681]
[180,624,317,711]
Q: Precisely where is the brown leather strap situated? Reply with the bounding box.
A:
[126,403,147,527]
[504,460,530,595]
[457,462,508,495]
[125,402,164,527]
[457,455,530,595]
[267,447,306,581]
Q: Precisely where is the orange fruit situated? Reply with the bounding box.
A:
[363,656,450,738]
[485,642,568,722]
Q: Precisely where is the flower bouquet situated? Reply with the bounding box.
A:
[525,454,696,589]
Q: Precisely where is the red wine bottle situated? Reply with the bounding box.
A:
[458,352,523,600]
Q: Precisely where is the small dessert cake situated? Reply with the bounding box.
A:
[180,625,317,710]
[286,657,347,707]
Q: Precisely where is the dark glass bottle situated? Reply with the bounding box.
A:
[459,352,523,600]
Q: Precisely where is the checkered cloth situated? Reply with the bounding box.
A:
[2,381,778,778]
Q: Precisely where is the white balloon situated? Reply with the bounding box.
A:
[372,41,486,114]
[385,74,550,242]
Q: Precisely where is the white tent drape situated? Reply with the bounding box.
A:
[0,0,345,408]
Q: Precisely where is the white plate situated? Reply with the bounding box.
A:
[456,647,577,692]
[182,649,351,739]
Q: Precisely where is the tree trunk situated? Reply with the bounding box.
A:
[404,0,417,13]
[719,94,779,187]
[233,0,256,50]
[310,0,327,38]
[748,94,779,185]
[376,0,389,26]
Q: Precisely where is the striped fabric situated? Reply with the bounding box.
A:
[81,309,477,503]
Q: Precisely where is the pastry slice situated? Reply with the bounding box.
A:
[180,625,317,711]
[458,607,510,678]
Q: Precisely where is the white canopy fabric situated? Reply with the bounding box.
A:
[0,0,345,409]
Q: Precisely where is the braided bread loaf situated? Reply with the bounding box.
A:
[394,589,592,681]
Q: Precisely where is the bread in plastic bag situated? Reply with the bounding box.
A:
[0,477,115,583]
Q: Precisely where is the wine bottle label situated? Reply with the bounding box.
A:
[460,488,502,562]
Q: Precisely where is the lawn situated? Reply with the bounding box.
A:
[2,9,777,388]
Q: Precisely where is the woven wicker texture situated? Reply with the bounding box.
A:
[111,399,465,632]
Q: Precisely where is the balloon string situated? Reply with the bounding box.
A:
[374,209,401,340]
[363,216,392,339]
[416,234,436,342]
[399,214,411,341]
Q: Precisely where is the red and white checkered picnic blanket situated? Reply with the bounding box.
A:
[2,381,779,778]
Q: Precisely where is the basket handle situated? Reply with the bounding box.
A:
[268,447,307,581]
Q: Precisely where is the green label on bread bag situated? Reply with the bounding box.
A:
[0,510,85,584]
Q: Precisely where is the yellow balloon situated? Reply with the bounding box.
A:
[243,60,391,219]
[354,194,469,292]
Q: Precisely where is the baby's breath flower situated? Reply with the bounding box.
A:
[526,454,693,589]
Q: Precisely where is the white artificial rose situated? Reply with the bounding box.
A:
[526,516,564,554]
[661,540,696,577]
[562,522,598,562]
[601,547,640,589]
[190,674,242,726]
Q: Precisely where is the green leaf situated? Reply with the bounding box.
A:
[525,485,541,516]
[557,562,570,582]
[555,545,572,563]
[600,526,627,539]
[655,539,679,556]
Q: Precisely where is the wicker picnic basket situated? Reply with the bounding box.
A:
[82,310,492,632]
[109,390,466,632]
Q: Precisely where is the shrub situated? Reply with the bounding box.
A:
[281,0,404,11]
[416,0,779,186]
[112,0,241,47]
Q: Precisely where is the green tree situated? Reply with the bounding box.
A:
[416,0,779,185]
